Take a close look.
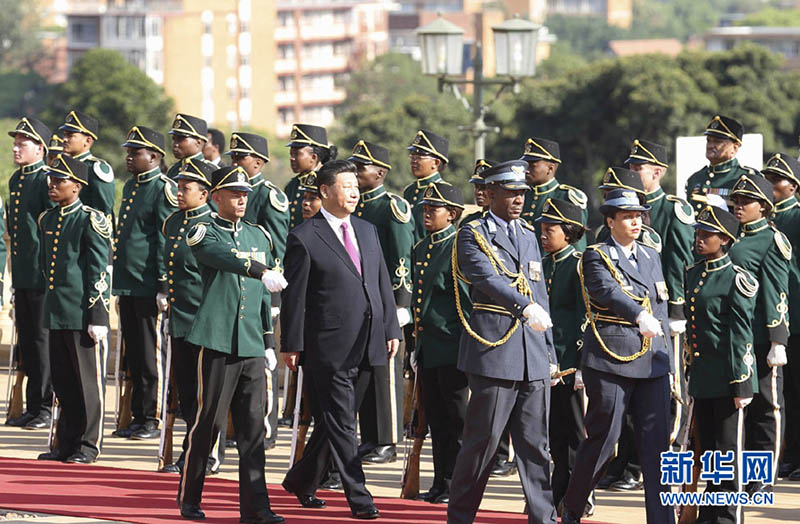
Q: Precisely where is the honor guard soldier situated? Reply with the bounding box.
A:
[161,159,217,473]
[177,165,286,523]
[520,137,588,250]
[412,182,470,504]
[350,139,414,462]
[112,126,178,440]
[58,110,115,219]
[763,153,800,481]
[449,160,558,524]
[728,172,790,491]
[404,129,449,242]
[687,202,759,524]
[284,124,336,230]
[228,131,289,447]
[47,130,65,165]
[36,155,112,464]
[685,115,749,213]
[461,159,494,224]
[166,113,213,180]
[5,117,54,430]
[625,139,694,447]
[300,172,322,219]
[536,198,591,516]
[561,189,673,524]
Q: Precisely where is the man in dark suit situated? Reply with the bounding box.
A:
[561,188,673,524]
[448,160,558,524]
[280,159,401,520]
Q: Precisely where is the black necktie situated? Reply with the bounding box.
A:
[508,222,518,251]
[628,252,637,270]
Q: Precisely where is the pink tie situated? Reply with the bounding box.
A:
[341,222,361,275]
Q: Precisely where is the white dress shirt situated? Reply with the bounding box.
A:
[611,236,638,270]
[320,205,360,254]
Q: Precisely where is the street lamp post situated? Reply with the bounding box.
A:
[417,14,541,161]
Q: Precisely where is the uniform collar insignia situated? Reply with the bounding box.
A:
[21,159,45,174]
[705,254,731,272]
[430,224,456,244]
[185,203,211,219]
[74,150,91,161]
[415,171,441,188]
[552,244,576,262]
[741,217,768,233]
[710,157,738,172]
[60,198,83,215]
[212,212,243,231]
[361,185,386,202]
[645,186,665,203]
[136,166,161,183]
[532,177,558,195]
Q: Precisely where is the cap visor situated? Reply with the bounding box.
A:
[624,157,648,165]
[534,216,562,224]
[496,182,530,191]
[693,222,723,234]
[418,199,448,207]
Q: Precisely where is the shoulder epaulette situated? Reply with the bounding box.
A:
[82,205,112,239]
[163,178,178,207]
[388,193,412,224]
[245,221,274,252]
[466,219,482,229]
[187,223,209,247]
[559,184,588,209]
[733,265,759,298]
[519,220,536,232]
[162,209,182,237]
[267,182,289,213]
[571,250,582,259]
[773,228,792,260]
[586,243,603,251]
[666,195,695,225]
[639,227,662,254]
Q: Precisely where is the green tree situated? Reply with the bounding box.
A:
[40,49,174,180]
[735,8,800,26]
[0,0,45,69]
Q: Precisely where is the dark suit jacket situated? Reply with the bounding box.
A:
[456,214,556,382]
[580,236,672,379]
[281,211,401,371]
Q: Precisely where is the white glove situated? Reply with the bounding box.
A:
[88,324,108,343]
[261,270,288,293]
[156,292,169,312]
[265,348,277,371]
[574,370,585,391]
[549,363,559,387]
[668,318,687,337]
[734,396,752,409]
[410,350,418,374]
[397,307,411,327]
[9,287,14,306]
[767,342,788,367]
[271,306,280,319]
[636,310,663,338]
[523,303,552,332]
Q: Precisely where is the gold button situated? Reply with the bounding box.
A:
[694,352,699,357]
[169,288,174,293]
[170,297,175,303]
[169,270,174,275]
[168,279,173,284]
[49,285,54,290]
[417,298,422,303]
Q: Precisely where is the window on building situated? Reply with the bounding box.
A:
[278,108,295,124]
[240,20,249,33]
[278,11,293,28]
[240,54,250,66]
[333,41,350,56]
[278,75,295,91]
[69,17,99,44]
[278,44,295,59]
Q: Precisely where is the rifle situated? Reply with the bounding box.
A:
[292,378,312,464]
[114,333,133,434]
[677,397,700,524]
[6,310,24,422]
[288,365,304,466]
[47,393,59,451]
[400,370,426,499]
[158,330,177,471]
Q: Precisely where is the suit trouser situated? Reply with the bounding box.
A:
[563,369,673,524]
[448,374,556,524]
[179,348,272,518]
[119,296,165,426]
[16,288,51,417]
[604,415,642,481]
[422,364,468,490]
[549,382,586,509]
[696,397,745,524]
[49,329,104,459]
[745,343,784,471]
[283,363,374,512]
[783,334,800,465]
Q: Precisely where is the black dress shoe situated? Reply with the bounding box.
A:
[432,492,449,504]
[23,414,51,430]
[789,467,800,481]
[561,508,582,524]
[180,503,205,520]
[65,451,95,464]
[352,506,380,520]
[417,486,444,502]
[320,473,342,490]
[6,412,35,427]
[277,416,293,428]
[38,449,68,461]
[240,510,285,523]
[609,473,643,491]
[161,463,181,474]
[297,494,326,508]
[225,439,238,448]
[489,460,517,477]
[595,473,620,490]
[130,422,160,440]
[779,462,799,478]
[362,444,396,464]
[113,422,143,438]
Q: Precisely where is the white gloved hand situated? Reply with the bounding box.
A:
[261,270,288,293]
[156,292,169,312]
[271,306,280,319]
[549,363,560,387]
[573,370,585,391]
[410,350,418,374]
[668,318,687,337]
[636,310,663,338]
[734,396,752,409]
[88,324,108,343]
[265,348,277,371]
[9,287,14,306]
[767,342,788,367]
[397,307,411,327]
[523,303,552,332]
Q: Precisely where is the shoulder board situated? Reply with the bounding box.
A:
[163,179,178,207]
[773,229,792,260]
[466,219,481,229]
[187,223,208,247]
[585,243,604,252]
[388,194,412,224]
[268,184,289,213]
[90,158,114,183]
[245,221,274,252]
[733,265,759,298]
[519,220,536,232]
[639,227,662,254]
[162,209,182,236]
[666,195,695,225]
[559,184,588,209]
[570,251,582,259]
[83,206,112,239]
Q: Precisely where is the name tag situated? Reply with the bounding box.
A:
[529,260,541,282]
[656,281,669,301]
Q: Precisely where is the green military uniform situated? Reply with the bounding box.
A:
[0,195,6,304]
[461,159,493,226]
[9,158,52,289]
[543,244,584,382]
[404,172,443,242]
[773,196,800,336]
[284,123,331,231]
[521,178,587,250]
[167,151,207,180]
[71,150,115,218]
[38,154,112,463]
[166,114,212,181]
[285,172,312,230]
[243,176,288,263]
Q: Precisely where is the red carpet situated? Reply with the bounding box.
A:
[0,457,537,523]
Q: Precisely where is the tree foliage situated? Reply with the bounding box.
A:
[735,8,800,26]
[0,0,45,69]
[40,49,174,178]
